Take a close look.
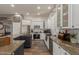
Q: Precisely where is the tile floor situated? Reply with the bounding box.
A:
[24,40,50,55]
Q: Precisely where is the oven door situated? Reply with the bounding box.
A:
[33,33,40,39]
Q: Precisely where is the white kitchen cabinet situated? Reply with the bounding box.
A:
[57,5,61,27]
[53,41,70,55]
[57,4,72,28]
[40,33,45,40]
[62,4,68,27]
[44,36,49,49]
[53,41,61,55]
[58,4,79,28]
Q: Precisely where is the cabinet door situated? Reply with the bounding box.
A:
[57,5,61,27]
[57,4,69,28]
[62,4,68,27]
[53,42,61,55]
[53,42,57,55]
[40,33,45,40]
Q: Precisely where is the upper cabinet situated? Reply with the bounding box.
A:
[57,4,72,28]
[62,4,79,28]
[62,4,68,27]
[57,5,61,27]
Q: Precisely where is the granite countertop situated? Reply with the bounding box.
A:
[51,36,79,55]
[0,35,11,38]
[0,40,25,55]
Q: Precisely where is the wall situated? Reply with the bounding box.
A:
[71,4,79,43]
[72,4,79,28]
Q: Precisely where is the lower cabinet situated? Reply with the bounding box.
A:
[53,42,61,55]
[49,38,53,54]
[40,33,45,40]
[44,36,49,49]
[53,42,70,55]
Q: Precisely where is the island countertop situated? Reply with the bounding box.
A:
[0,40,25,55]
[0,35,11,38]
[51,36,79,55]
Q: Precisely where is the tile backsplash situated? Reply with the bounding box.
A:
[61,28,79,43]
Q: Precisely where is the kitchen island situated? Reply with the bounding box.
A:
[0,40,25,55]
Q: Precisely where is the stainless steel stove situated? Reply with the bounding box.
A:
[33,32,40,39]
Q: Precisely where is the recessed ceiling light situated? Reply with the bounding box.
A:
[58,7,61,10]
[14,12,21,17]
[15,14,21,17]
[48,6,51,9]
[15,12,18,15]
[11,4,15,7]
[26,12,30,15]
[37,13,40,15]
[37,6,40,10]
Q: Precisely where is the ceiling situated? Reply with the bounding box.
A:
[0,4,56,17]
